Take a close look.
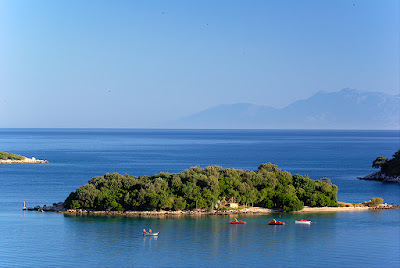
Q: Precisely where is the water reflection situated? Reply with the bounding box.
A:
[2,209,399,267]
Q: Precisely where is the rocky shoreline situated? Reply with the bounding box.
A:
[0,157,49,164]
[25,201,398,216]
[358,171,400,183]
[27,203,276,216]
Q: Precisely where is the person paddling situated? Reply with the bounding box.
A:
[143,229,147,234]
[149,228,152,233]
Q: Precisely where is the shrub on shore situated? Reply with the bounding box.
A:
[65,163,338,212]
[367,198,384,207]
[0,151,25,160]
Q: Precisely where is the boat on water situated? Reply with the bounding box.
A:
[295,219,311,224]
[268,219,285,225]
[143,232,159,236]
[143,229,159,236]
[230,218,246,224]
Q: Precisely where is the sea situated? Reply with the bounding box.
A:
[0,129,399,267]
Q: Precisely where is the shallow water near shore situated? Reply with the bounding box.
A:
[0,129,399,267]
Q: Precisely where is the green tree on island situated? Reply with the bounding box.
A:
[372,150,400,176]
[65,163,338,212]
[372,156,388,169]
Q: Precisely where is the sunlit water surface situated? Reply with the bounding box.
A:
[0,129,399,267]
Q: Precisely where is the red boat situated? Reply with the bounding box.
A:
[230,218,246,224]
[268,219,285,225]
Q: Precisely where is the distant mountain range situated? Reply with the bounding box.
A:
[174,88,399,129]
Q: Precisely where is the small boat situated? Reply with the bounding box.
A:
[295,219,311,224]
[230,218,246,224]
[143,229,159,236]
[143,232,159,236]
[268,219,285,225]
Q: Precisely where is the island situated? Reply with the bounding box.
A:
[359,150,400,183]
[63,163,339,212]
[23,161,397,216]
[27,163,396,215]
[0,151,49,164]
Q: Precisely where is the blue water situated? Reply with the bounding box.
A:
[0,129,399,267]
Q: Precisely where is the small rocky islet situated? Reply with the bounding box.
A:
[0,151,48,164]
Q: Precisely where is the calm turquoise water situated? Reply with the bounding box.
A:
[0,129,399,267]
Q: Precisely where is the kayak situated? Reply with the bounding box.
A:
[230,218,246,224]
[230,220,246,224]
[268,221,285,225]
[269,219,285,225]
[295,219,311,224]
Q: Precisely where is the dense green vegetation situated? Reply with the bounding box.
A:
[65,163,338,212]
[0,151,25,160]
[372,150,400,176]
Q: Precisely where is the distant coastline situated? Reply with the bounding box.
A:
[0,151,48,164]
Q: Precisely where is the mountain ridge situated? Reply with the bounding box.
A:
[174,88,399,130]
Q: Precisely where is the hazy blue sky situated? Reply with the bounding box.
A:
[1,0,398,127]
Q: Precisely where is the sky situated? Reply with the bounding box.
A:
[0,0,399,128]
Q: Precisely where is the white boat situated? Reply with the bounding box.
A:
[143,232,159,236]
[295,219,311,224]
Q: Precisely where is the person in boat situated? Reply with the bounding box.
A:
[143,229,147,234]
[149,228,152,233]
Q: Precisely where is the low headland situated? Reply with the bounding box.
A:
[0,151,49,164]
[358,150,400,183]
[26,163,398,216]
